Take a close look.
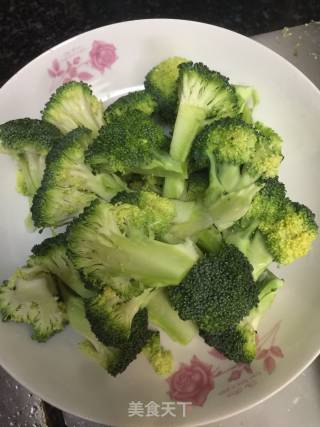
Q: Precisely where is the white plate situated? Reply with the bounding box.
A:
[0,19,320,427]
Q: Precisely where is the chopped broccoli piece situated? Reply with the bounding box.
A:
[168,244,259,334]
[163,62,240,199]
[31,127,126,228]
[191,117,283,229]
[147,289,198,345]
[86,110,185,178]
[234,85,259,123]
[0,118,62,196]
[142,331,173,376]
[0,266,67,342]
[104,90,157,123]
[85,286,153,347]
[29,234,95,299]
[224,179,318,277]
[66,199,199,287]
[196,226,223,254]
[201,270,283,363]
[144,56,188,121]
[42,81,104,135]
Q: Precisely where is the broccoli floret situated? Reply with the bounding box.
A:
[147,288,198,345]
[61,286,145,376]
[66,199,199,287]
[85,286,153,347]
[86,110,184,178]
[196,226,223,254]
[127,174,163,194]
[191,117,283,230]
[168,244,259,334]
[142,331,173,376]
[0,118,62,197]
[42,81,104,135]
[183,171,209,202]
[31,127,126,228]
[224,179,318,277]
[144,56,188,121]
[234,85,259,123]
[29,234,95,299]
[201,270,283,363]
[104,90,157,123]
[163,62,240,199]
[0,265,67,342]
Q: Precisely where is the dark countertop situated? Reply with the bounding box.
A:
[0,0,320,87]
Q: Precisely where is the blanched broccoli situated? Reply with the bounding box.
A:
[0,118,62,197]
[61,287,147,376]
[201,270,283,363]
[168,244,259,334]
[196,226,223,254]
[147,288,198,345]
[142,331,173,376]
[86,110,185,178]
[31,127,126,228]
[42,81,104,135]
[85,286,154,347]
[191,118,283,230]
[224,178,318,277]
[104,90,157,123]
[0,265,67,342]
[234,85,259,123]
[67,199,199,287]
[144,56,188,121]
[29,234,95,299]
[163,62,240,199]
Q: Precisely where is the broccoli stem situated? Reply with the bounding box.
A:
[147,289,198,345]
[196,227,222,254]
[218,163,241,193]
[17,152,46,196]
[135,151,185,178]
[163,104,206,198]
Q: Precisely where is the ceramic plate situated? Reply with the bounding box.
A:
[0,19,320,427]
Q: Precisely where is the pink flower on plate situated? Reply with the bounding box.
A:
[89,40,117,72]
[256,345,284,375]
[228,363,253,382]
[209,347,227,360]
[167,356,214,407]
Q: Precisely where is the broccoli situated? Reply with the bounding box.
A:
[201,270,283,363]
[224,179,318,277]
[183,171,209,202]
[191,118,283,230]
[61,286,148,376]
[86,110,185,178]
[0,265,67,342]
[104,90,157,123]
[0,118,62,197]
[126,174,163,195]
[142,331,173,376]
[85,286,154,346]
[234,85,259,123]
[31,127,126,228]
[42,81,104,135]
[147,288,198,345]
[196,226,223,254]
[163,62,240,199]
[168,244,259,334]
[144,56,188,121]
[66,199,199,287]
[29,234,95,299]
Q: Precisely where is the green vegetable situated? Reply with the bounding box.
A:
[42,81,104,135]
[0,118,62,197]
[147,289,198,345]
[0,265,67,342]
[201,270,283,363]
[29,234,95,299]
[168,244,259,334]
[86,110,184,178]
[104,90,157,123]
[163,62,239,199]
[144,56,188,121]
[66,199,199,288]
[142,331,173,376]
[31,127,126,228]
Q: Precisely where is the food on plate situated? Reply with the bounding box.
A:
[0,58,318,376]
